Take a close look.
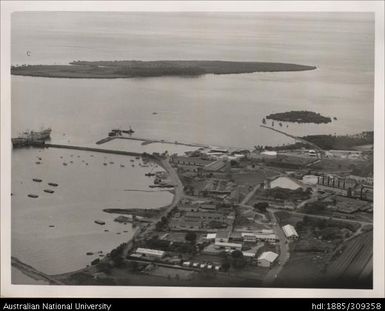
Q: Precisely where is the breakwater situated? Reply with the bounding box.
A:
[35,142,158,159]
[96,135,210,148]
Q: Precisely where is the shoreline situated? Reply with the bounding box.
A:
[11,154,181,284]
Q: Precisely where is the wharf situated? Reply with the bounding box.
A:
[34,142,156,159]
[96,135,209,149]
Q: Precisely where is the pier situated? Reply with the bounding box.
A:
[260,125,324,153]
[96,135,210,149]
[36,142,156,159]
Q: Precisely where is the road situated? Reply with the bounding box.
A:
[11,257,64,285]
[260,125,324,153]
[262,209,290,285]
[135,156,184,241]
[238,184,268,221]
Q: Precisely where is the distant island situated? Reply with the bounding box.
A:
[265,110,332,124]
[10,60,317,79]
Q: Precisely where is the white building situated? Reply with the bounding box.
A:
[268,176,303,190]
[282,224,299,240]
[135,248,165,259]
[257,251,279,267]
[242,232,279,243]
[215,230,231,243]
[302,175,319,186]
[261,150,277,158]
[214,242,242,251]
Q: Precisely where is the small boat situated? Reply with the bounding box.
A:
[28,194,39,198]
[104,229,109,232]
[94,220,105,225]
[48,182,58,187]
[103,163,107,166]
[152,112,158,115]
[86,252,94,256]
[49,225,55,228]
[116,232,121,235]
[35,161,41,165]
[37,157,42,160]
[63,163,67,166]
[32,178,42,182]
[44,189,54,194]
[135,156,140,160]
[120,164,125,168]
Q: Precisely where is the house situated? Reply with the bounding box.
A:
[135,248,165,259]
[215,230,231,243]
[206,233,217,241]
[267,176,303,190]
[242,232,279,243]
[257,251,279,267]
[302,175,319,185]
[282,224,299,240]
[214,242,242,251]
[261,150,277,158]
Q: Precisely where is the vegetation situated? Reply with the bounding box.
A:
[263,187,311,201]
[185,232,197,244]
[266,131,373,151]
[266,110,332,124]
[11,60,316,79]
[302,132,373,150]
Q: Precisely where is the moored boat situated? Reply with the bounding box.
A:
[48,182,58,187]
[94,220,105,225]
[28,194,39,198]
[44,189,55,194]
[32,178,42,182]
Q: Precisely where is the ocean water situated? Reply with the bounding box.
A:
[10,12,374,279]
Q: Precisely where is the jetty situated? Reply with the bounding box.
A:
[260,125,324,153]
[11,256,63,285]
[33,142,156,159]
[96,135,209,148]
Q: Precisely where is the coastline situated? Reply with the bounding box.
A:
[11,154,182,284]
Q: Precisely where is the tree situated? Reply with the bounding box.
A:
[231,250,246,269]
[221,261,231,272]
[185,232,197,244]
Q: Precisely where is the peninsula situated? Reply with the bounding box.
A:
[11,60,317,79]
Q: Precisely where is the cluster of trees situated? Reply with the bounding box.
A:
[221,250,247,271]
[296,215,360,240]
[114,66,206,77]
[155,216,168,231]
[264,187,311,201]
[266,111,332,124]
[143,236,197,254]
[253,202,269,212]
[301,132,374,150]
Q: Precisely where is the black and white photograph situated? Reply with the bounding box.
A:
[1,1,384,298]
